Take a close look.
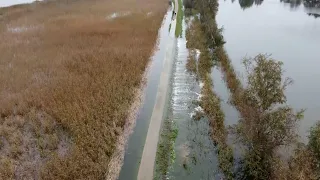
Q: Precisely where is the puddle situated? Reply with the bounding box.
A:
[106,12,131,20]
[7,25,41,33]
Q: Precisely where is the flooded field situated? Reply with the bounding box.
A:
[0,0,39,7]
[168,25,219,179]
[153,0,320,179]
[216,0,320,141]
[153,18,222,179]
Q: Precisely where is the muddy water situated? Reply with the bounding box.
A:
[0,0,39,7]
[167,20,220,179]
[118,8,173,180]
[215,0,320,141]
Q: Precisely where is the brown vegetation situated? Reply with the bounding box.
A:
[0,0,168,179]
[186,50,197,74]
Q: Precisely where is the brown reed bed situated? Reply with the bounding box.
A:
[0,0,168,179]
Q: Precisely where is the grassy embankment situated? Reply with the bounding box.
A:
[0,0,168,179]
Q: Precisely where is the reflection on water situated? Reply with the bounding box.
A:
[304,0,320,8]
[232,0,320,18]
[0,0,39,8]
[217,0,320,142]
[168,20,219,179]
[280,0,302,9]
[307,12,320,17]
[237,0,264,9]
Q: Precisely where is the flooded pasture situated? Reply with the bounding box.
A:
[0,0,40,7]
[216,0,320,141]
[159,0,320,178]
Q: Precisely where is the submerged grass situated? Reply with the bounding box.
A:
[215,47,243,99]
[186,17,234,179]
[0,0,168,179]
[186,50,197,74]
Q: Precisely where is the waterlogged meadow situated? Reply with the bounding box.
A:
[177,0,320,179]
[0,0,168,179]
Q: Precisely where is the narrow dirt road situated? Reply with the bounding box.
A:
[137,1,178,179]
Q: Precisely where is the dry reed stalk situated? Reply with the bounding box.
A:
[0,0,168,179]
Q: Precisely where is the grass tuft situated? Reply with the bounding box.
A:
[154,117,179,180]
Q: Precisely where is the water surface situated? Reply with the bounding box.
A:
[118,8,173,180]
[216,0,320,141]
[0,0,39,7]
[168,19,219,180]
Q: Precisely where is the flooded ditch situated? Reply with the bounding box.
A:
[169,20,219,180]
[118,7,173,180]
[154,18,220,180]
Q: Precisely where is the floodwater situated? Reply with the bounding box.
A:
[0,0,39,7]
[118,8,173,180]
[215,0,320,141]
[167,19,220,179]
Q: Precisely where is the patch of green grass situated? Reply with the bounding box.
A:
[154,117,178,180]
[175,0,183,37]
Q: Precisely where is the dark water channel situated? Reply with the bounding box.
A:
[118,8,173,180]
[215,0,320,142]
[165,19,220,180]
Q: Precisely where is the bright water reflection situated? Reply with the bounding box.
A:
[232,0,320,17]
[216,0,320,142]
[0,0,39,7]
